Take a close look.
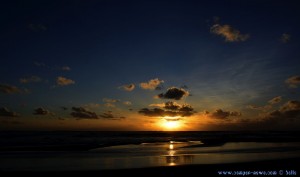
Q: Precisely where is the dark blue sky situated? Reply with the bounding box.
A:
[1,0,300,130]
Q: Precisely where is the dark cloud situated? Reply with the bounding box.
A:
[206,109,242,119]
[20,76,41,84]
[210,23,249,42]
[99,111,125,120]
[61,106,68,110]
[139,101,195,117]
[280,33,291,43]
[33,107,54,115]
[268,96,282,105]
[0,84,23,94]
[0,107,20,117]
[140,78,164,90]
[119,84,135,91]
[70,107,98,119]
[157,87,189,100]
[56,76,75,86]
[28,23,47,31]
[263,101,300,120]
[285,76,300,88]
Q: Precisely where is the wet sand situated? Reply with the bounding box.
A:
[1,158,299,177]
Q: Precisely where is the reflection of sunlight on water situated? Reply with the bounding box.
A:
[169,144,174,150]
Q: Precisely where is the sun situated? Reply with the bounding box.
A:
[160,117,181,130]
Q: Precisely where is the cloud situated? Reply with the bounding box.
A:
[56,76,75,86]
[247,104,272,111]
[99,111,125,120]
[83,103,101,109]
[104,103,115,108]
[123,101,132,106]
[140,78,164,90]
[33,107,54,115]
[210,24,249,42]
[262,100,300,120]
[28,23,47,31]
[61,106,68,110]
[280,33,291,43]
[70,107,98,119]
[103,98,120,103]
[61,66,71,71]
[0,107,20,117]
[119,84,135,91]
[206,109,242,119]
[157,87,189,100]
[0,84,22,94]
[285,76,300,88]
[20,76,41,84]
[268,96,282,105]
[139,101,195,117]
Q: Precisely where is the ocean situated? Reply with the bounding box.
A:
[0,131,299,171]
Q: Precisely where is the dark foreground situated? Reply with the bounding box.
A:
[1,158,299,177]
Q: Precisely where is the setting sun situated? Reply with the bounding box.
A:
[161,118,181,130]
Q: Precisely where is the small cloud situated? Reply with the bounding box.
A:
[99,111,125,120]
[119,84,135,91]
[149,103,165,108]
[33,107,54,116]
[104,103,115,108]
[61,66,71,71]
[280,33,291,43]
[34,62,46,67]
[210,23,249,42]
[247,104,272,111]
[285,76,300,88]
[0,107,20,117]
[103,98,120,103]
[61,106,68,110]
[206,109,241,119]
[28,23,47,32]
[268,96,282,105]
[139,101,195,117]
[0,84,23,94]
[123,101,132,106]
[83,103,101,109]
[70,107,98,119]
[20,76,41,84]
[157,87,189,100]
[56,76,75,86]
[140,78,164,90]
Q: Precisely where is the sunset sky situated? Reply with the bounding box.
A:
[1,0,300,131]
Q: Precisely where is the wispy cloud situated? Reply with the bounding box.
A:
[70,107,98,119]
[20,76,41,84]
[56,76,75,86]
[0,107,20,117]
[123,101,132,106]
[119,84,135,91]
[0,84,23,94]
[60,66,71,71]
[268,96,282,105]
[103,98,120,103]
[140,78,164,90]
[285,76,300,88]
[210,23,249,42]
[27,23,47,32]
[280,33,291,43]
[156,87,189,100]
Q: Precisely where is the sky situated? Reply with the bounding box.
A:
[1,0,300,131]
